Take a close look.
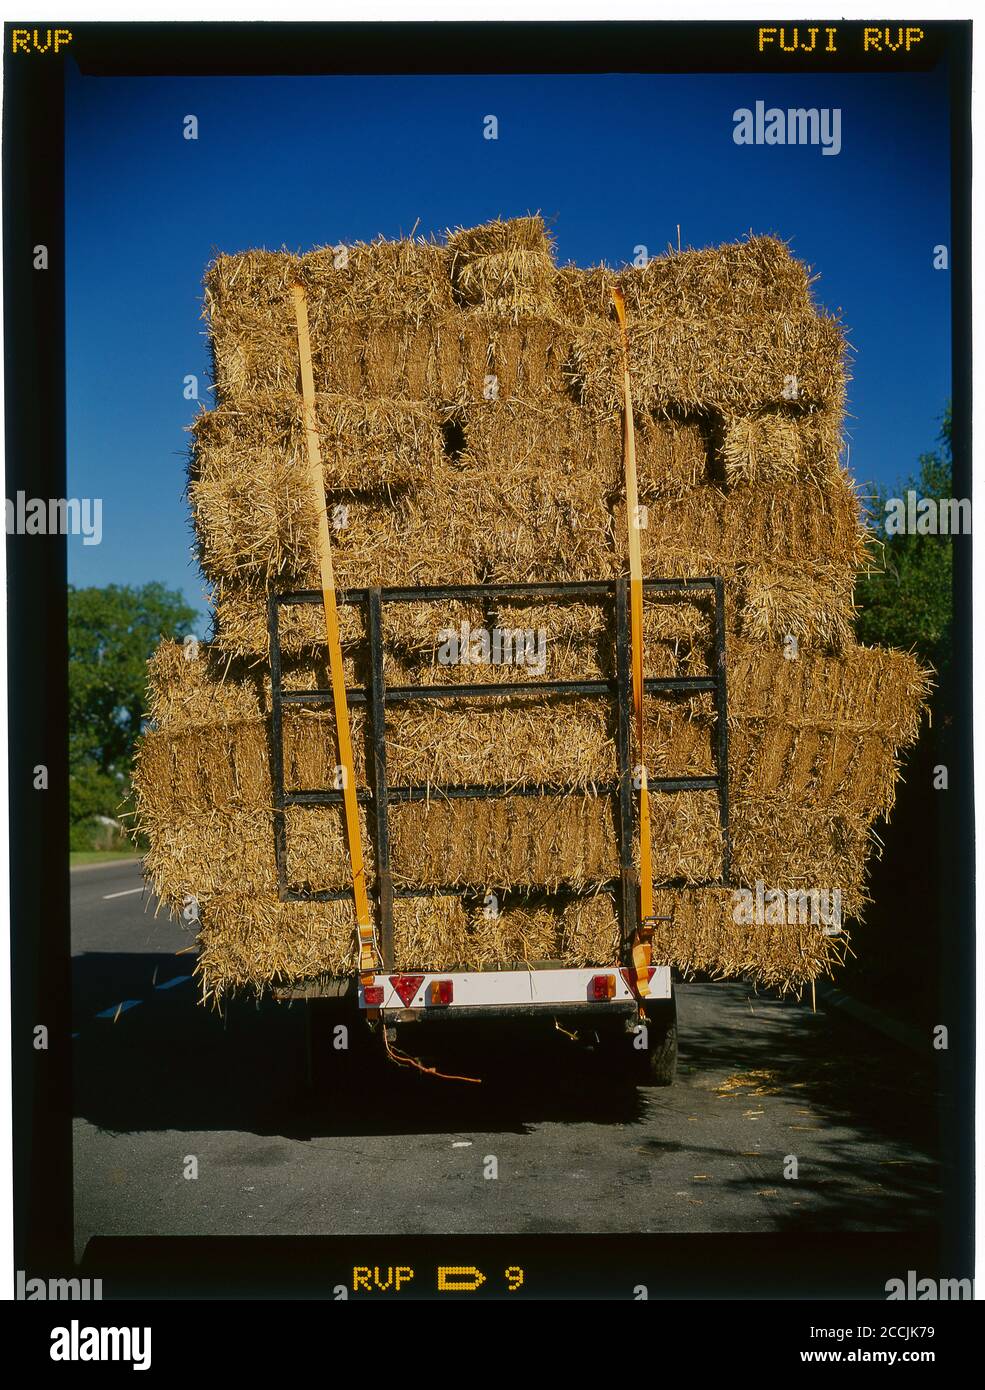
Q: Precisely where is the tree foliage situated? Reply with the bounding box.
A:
[855,406,954,681]
[68,582,197,831]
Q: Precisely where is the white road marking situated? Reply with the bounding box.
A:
[95,1000,142,1019]
[103,887,143,900]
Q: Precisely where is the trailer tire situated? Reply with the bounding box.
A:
[640,993,678,1087]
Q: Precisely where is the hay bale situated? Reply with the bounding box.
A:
[720,406,842,487]
[621,236,817,320]
[391,894,472,969]
[560,892,622,964]
[139,800,373,915]
[190,393,443,494]
[208,296,575,405]
[446,216,558,317]
[195,893,358,1003]
[571,310,847,417]
[204,238,454,401]
[145,225,932,998]
[145,641,264,728]
[394,893,616,971]
[623,477,868,573]
[738,565,856,652]
[456,397,712,496]
[199,465,481,599]
[555,237,817,326]
[648,887,847,991]
[389,795,619,889]
[727,638,930,745]
[728,797,870,915]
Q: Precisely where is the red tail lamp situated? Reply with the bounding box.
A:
[428,979,454,1006]
[590,974,617,1001]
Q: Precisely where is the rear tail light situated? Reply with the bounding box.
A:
[390,974,424,1006]
[428,979,453,1006]
[590,973,616,1001]
[363,985,384,1007]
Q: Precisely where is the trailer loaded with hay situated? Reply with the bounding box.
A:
[134,217,930,1084]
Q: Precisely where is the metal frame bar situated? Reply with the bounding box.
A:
[712,576,732,884]
[268,593,288,900]
[265,578,732,961]
[366,588,394,970]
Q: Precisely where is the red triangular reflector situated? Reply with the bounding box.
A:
[390,974,425,1007]
[620,967,655,992]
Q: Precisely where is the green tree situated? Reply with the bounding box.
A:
[855,405,954,680]
[69,582,197,837]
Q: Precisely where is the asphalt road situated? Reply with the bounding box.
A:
[73,860,944,1258]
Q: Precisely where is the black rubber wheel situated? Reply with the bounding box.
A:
[599,989,678,1085]
[639,992,678,1087]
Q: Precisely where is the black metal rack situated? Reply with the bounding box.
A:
[267,577,730,970]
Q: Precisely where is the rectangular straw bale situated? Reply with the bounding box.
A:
[619,236,817,320]
[140,802,371,917]
[383,697,614,788]
[201,466,482,610]
[464,900,563,966]
[433,312,575,401]
[447,216,559,317]
[559,892,622,964]
[381,591,712,681]
[389,794,619,889]
[552,883,848,991]
[720,406,842,487]
[209,584,375,661]
[647,886,847,992]
[728,796,869,916]
[642,692,717,778]
[554,238,816,326]
[298,237,454,320]
[644,789,725,883]
[193,453,470,590]
[626,477,868,573]
[204,239,454,400]
[391,893,600,971]
[571,310,847,417]
[727,637,930,744]
[190,393,443,494]
[456,397,712,497]
[552,263,617,325]
[195,893,358,1003]
[145,640,264,728]
[133,722,272,819]
[738,565,856,652]
[208,298,576,405]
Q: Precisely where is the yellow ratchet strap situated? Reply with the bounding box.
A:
[292,284,378,984]
[611,286,654,999]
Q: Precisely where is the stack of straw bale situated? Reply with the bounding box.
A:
[135,218,929,1001]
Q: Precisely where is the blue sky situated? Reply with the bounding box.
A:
[65,66,952,625]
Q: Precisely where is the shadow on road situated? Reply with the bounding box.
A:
[73,951,654,1137]
[73,952,947,1233]
[662,988,946,1232]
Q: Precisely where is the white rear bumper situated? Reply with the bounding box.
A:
[359,966,672,1012]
